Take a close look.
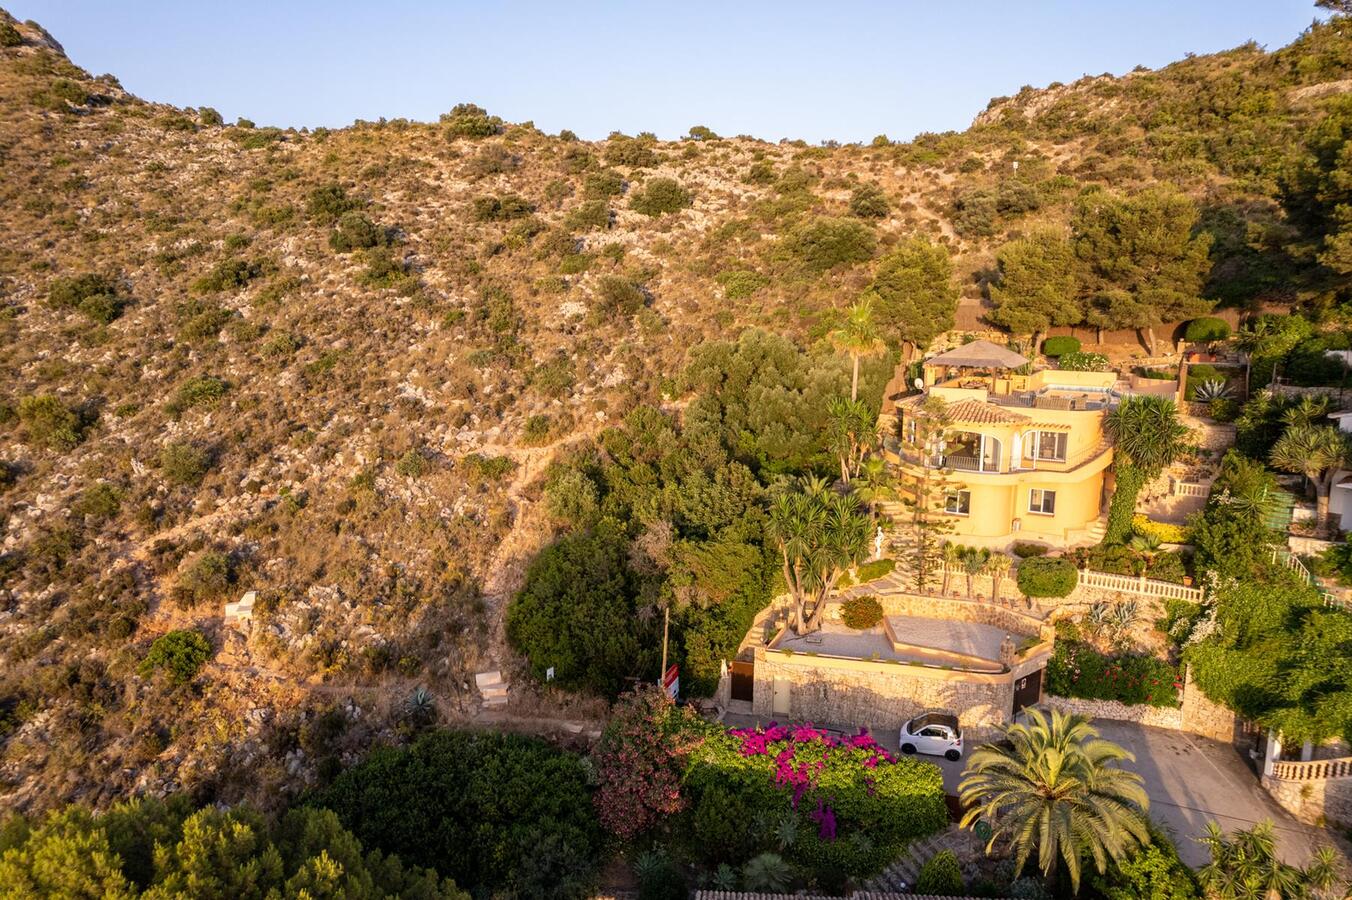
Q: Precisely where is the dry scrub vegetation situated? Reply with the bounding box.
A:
[0,8,1347,813]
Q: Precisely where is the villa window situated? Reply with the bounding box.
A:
[1029,488,1057,515]
[945,489,971,516]
[1023,430,1067,462]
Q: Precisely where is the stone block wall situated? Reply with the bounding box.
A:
[1261,774,1352,828]
[1180,664,1238,743]
[1044,694,1184,730]
[751,647,1047,741]
[874,593,1045,639]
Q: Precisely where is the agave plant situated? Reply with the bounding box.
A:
[773,813,798,850]
[1192,378,1232,403]
[404,686,436,727]
[741,852,794,892]
[1107,600,1139,649]
[711,863,739,891]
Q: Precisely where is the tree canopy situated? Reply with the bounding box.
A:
[860,237,958,360]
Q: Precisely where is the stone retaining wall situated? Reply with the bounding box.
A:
[1262,774,1352,828]
[1043,694,1184,730]
[874,593,1046,640]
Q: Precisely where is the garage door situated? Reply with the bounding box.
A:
[1013,668,1043,714]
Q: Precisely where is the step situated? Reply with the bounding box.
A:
[480,685,509,699]
[474,670,504,690]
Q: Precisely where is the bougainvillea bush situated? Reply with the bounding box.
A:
[681,723,946,886]
[592,687,710,840]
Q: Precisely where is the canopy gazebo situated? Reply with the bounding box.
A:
[922,340,1030,389]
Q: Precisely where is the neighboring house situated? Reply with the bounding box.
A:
[881,341,1115,548]
[1325,409,1352,532]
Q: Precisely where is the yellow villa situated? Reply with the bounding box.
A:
[882,341,1117,548]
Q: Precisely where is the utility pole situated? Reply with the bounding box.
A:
[659,604,670,686]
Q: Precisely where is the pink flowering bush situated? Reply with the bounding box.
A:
[682,721,946,885]
[592,687,711,840]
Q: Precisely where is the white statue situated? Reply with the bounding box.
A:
[873,525,885,561]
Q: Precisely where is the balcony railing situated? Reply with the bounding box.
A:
[895,441,1109,476]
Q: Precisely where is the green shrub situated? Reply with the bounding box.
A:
[305,183,361,223]
[140,630,212,684]
[73,482,122,520]
[1131,514,1188,545]
[176,299,234,342]
[1042,335,1081,357]
[312,729,602,896]
[441,102,503,138]
[584,169,625,198]
[841,596,884,629]
[1047,638,1181,707]
[630,177,692,216]
[848,558,896,584]
[564,200,612,231]
[47,273,126,323]
[782,218,876,273]
[1016,557,1077,597]
[395,449,429,478]
[595,276,647,314]
[329,211,393,251]
[915,850,965,895]
[171,375,228,413]
[849,183,890,219]
[198,106,223,126]
[472,194,534,222]
[0,21,22,47]
[1012,541,1051,558]
[175,551,232,607]
[1184,317,1230,343]
[1057,351,1110,371]
[460,453,515,481]
[716,269,769,300]
[191,257,268,294]
[604,135,659,168]
[18,395,83,450]
[159,442,209,486]
[745,160,776,185]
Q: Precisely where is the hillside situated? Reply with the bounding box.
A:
[1,8,1351,814]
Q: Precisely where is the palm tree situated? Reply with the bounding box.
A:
[960,546,990,598]
[1197,821,1344,899]
[985,553,1012,604]
[768,477,871,634]
[959,708,1150,893]
[1103,395,1190,543]
[829,299,887,402]
[941,542,963,595]
[849,456,894,522]
[1128,532,1161,576]
[1270,424,1351,537]
[1280,394,1333,429]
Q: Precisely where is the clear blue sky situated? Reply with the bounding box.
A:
[8,1,1327,143]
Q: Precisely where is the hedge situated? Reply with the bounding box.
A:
[1184,317,1230,343]
[1016,557,1077,597]
[1042,336,1081,357]
[1047,640,1182,707]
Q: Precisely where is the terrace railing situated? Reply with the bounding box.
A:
[1270,757,1352,781]
[1075,568,1203,602]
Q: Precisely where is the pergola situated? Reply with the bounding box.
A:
[922,340,1030,388]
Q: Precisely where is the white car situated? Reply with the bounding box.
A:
[899,712,963,761]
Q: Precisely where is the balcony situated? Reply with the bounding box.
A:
[893,440,1110,477]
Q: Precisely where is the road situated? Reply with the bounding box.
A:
[722,712,1340,868]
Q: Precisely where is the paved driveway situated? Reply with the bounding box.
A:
[925,720,1335,867]
[722,712,1339,867]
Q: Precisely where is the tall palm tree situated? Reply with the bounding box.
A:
[1270,424,1351,538]
[1197,821,1344,900]
[984,553,1012,604]
[768,477,871,634]
[827,396,877,485]
[959,708,1151,893]
[849,456,894,522]
[1103,395,1190,543]
[829,299,888,402]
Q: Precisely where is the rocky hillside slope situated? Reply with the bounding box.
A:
[0,8,1348,812]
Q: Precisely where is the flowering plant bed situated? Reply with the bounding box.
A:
[1046,639,1182,708]
[681,722,947,883]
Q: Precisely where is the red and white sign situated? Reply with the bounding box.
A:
[662,664,679,700]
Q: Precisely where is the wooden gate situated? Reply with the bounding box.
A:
[1012,668,1043,715]
[730,660,755,703]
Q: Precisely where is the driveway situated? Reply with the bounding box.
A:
[721,712,1339,867]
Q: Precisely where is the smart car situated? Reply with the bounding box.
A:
[899,712,963,761]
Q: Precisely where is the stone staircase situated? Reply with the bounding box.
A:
[474,670,509,709]
[863,826,984,893]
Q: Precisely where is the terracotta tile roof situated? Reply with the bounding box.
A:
[692,893,982,900]
[692,886,978,891]
[893,395,1031,426]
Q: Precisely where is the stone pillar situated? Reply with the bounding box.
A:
[1301,740,1315,762]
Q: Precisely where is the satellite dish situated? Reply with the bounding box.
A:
[913,377,924,390]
